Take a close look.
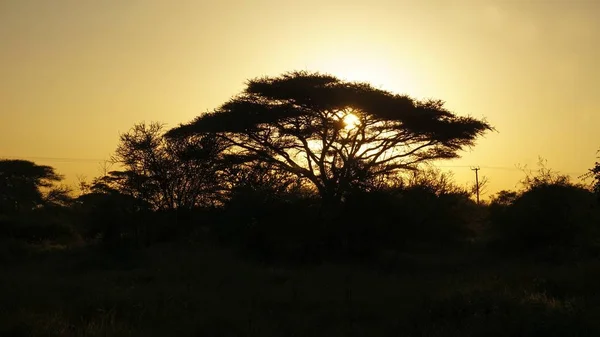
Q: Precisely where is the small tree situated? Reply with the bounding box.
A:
[518,157,571,190]
[111,122,228,210]
[168,71,493,206]
[44,184,73,209]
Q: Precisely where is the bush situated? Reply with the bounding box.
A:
[340,186,477,255]
[489,183,600,258]
[215,165,482,265]
[75,192,156,248]
[214,182,324,264]
[0,211,78,245]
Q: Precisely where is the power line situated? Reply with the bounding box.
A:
[434,164,586,177]
[435,165,518,171]
[0,155,589,178]
[0,155,109,163]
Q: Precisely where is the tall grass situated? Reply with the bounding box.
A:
[1,240,599,337]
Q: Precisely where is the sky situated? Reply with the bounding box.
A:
[1,0,599,197]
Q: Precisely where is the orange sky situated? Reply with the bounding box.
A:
[1,0,599,197]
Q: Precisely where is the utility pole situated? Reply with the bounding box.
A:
[471,166,480,204]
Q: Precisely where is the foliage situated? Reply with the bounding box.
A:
[0,159,63,214]
[44,184,74,209]
[338,172,478,256]
[518,157,572,190]
[214,166,479,264]
[111,122,228,211]
[592,163,600,197]
[489,160,600,258]
[0,211,78,245]
[168,71,493,204]
[4,145,600,336]
[75,189,150,246]
[404,167,470,196]
[488,189,520,231]
[213,161,322,263]
[580,149,600,200]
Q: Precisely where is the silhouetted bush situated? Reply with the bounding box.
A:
[489,183,600,259]
[75,192,152,248]
[487,190,519,228]
[338,186,477,258]
[581,149,600,203]
[0,210,78,245]
[213,164,483,265]
[217,183,323,264]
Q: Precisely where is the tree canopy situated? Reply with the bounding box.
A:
[109,122,228,210]
[0,159,63,214]
[167,71,493,204]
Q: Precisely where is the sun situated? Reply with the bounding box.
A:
[343,113,361,130]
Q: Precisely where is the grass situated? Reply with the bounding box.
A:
[1,239,599,337]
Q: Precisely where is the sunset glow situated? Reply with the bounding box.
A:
[1,1,599,196]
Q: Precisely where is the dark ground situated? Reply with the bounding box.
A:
[1,238,599,337]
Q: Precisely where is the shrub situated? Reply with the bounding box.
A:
[489,183,600,258]
[0,211,78,245]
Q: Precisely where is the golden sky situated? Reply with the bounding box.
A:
[1,0,599,196]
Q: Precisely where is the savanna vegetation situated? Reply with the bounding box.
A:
[1,72,599,336]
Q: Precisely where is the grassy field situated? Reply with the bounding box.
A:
[1,239,599,337]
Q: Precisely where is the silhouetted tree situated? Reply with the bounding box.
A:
[490,190,519,208]
[111,122,228,210]
[42,184,74,214]
[581,150,600,201]
[518,157,571,189]
[0,159,63,214]
[405,167,467,196]
[167,71,493,206]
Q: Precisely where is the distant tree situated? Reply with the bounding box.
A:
[167,71,493,206]
[44,184,74,208]
[490,190,519,207]
[405,167,468,196]
[518,157,571,190]
[110,122,228,210]
[468,175,489,201]
[0,159,63,214]
[78,171,142,200]
[581,150,600,200]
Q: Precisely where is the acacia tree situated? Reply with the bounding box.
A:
[168,71,493,205]
[0,159,64,214]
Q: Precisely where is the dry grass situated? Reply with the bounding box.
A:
[1,240,599,336]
